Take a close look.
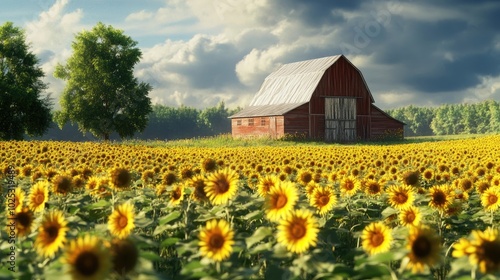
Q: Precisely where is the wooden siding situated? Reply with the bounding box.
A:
[283,103,309,137]
[370,105,404,139]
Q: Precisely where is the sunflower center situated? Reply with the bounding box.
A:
[75,251,100,276]
[344,181,354,190]
[214,179,230,194]
[369,184,380,194]
[45,225,59,242]
[290,223,306,239]
[318,195,330,206]
[17,212,32,227]
[433,191,446,206]
[35,193,45,204]
[481,241,500,266]
[370,232,385,247]
[118,216,128,229]
[275,194,288,209]
[488,194,498,205]
[209,233,225,249]
[395,192,408,203]
[412,236,431,258]
[172,189,182,200]
[406,212,416,223]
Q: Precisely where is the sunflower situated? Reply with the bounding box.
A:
[201,158,218,173]
[277,209,319,254]
[108,202,135,239]
[35,210,69,258]
[297,170,313,186]
[399,206,422,227]
[8,187,25,213]
[110,238,139,275]
[405,225,442,273]
[256,175,279,197]
[204,168,239,205]
[339,176,361,197]
[109,167,132,190]
[52,174,74,195]
[458,178,474,192]
[199,219,234,262]
[364,180,384,196]
[387,184,415,210]
[401,171,420,187]
[265,181,299,222]
[188,174,209,202]
[422,169,434,181]
[9,207,34,237]
[452,227,500,274]
[28,180,49,212]
[481,187,500,212]
[475,180,491,194]
[361,222,393,255]
[64,235,112,280]
[85,176,100,191]
[309,186,337,215]
[169,184,185,206]
[428,184,454,213]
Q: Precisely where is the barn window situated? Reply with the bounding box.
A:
[248,118,254,126]
[260,118,266,126]
[236,119,242,126]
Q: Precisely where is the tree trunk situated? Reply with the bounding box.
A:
[104,133,110,141]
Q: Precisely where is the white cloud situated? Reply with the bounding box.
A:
[125,10,153,22]
[24,0,85,108]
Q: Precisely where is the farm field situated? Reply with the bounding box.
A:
[1,135,500,279]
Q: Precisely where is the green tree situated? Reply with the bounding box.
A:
[0,22,52,140]
[199,101,231,135]
[54,22,151,140]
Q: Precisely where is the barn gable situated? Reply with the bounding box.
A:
[230,55,404,141]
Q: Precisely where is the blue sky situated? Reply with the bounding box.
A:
[2,0,500,110]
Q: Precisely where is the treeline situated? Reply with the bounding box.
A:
[386,100,500,136]
[33,102,240,141]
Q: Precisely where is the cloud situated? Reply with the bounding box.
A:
[24,0,85,108]
[17,0,500,112]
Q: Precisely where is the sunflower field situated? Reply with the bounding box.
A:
[1,135,500,280]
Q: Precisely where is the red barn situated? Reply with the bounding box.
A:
[229,55,404,142]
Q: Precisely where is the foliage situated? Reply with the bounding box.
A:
[387,100,500,136]
[0,22,52,140]
[1,136,500,279]
[54,22,152,140]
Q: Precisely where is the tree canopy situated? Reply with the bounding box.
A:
[0,22,52,140]
[54,22,152,140]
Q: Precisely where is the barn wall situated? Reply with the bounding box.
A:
[231,116,286,138]
[283,103,309,137]
[370,105,404,140]
[309,56,372,140]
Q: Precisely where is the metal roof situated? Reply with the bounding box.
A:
[229,102,307,118]
[249,55,342,106]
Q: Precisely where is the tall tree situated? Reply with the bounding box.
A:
[0,22,52,140]
[54,22,152,140]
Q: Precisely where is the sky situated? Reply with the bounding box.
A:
[2,0,500,111]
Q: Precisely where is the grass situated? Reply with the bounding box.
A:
[120,133,498,148]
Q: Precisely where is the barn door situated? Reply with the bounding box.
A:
[325,98,357,142]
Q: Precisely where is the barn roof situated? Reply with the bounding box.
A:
[229,102,307,118]
[249,55,342,106]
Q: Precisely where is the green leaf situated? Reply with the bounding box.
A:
[160,237,180,248]
[159,211,181,225]
[242,209,263,221]
[84,199,110,210]
[245,226,272,248]
[140,251,162,262]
